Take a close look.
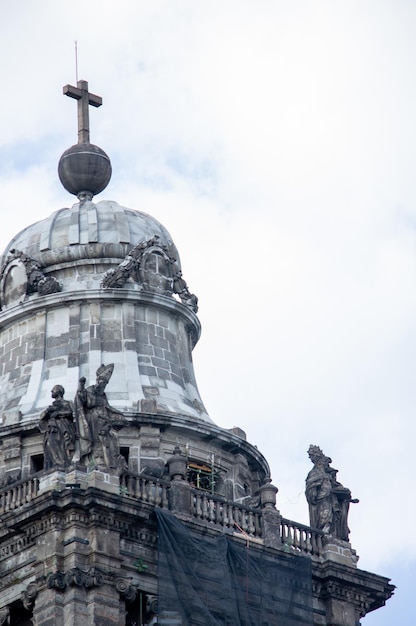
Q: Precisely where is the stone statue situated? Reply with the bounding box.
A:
[74,364,126,470]
[39,385,76,469]
[305,445,358,541]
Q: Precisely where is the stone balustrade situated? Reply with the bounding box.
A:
[0,472,324,557]
[0,475,40,514]
[119,472,169,508]
[281,517,324,556]
[191,489,262,538]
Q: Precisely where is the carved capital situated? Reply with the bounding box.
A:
[22,582,38,610]
[115,577,137,602]
[47,571,66,590]
[146,594,158,617]
[65,567,86,587]
[84,567,104,589]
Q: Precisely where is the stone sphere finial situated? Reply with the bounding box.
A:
[58,143,112,199]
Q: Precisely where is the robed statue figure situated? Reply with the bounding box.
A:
[305,444,358,541]
[39,385,76,469]
[75,364,126,470]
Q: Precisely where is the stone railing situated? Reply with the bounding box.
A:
[281,517,324,556]
[191,489,263,538]
[0,475,40,514]
[0,470,324,558]
[120,472,169,508]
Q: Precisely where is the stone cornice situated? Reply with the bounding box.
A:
[312,559,395,615]
[0,288,201,343]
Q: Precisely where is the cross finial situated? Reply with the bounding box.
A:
[63,80,102,144]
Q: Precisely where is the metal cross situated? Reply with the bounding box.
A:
[63,80,102,144]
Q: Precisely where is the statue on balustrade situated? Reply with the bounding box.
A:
[74,364,126,471]
[39,385,76,469]
[305,444,358,541]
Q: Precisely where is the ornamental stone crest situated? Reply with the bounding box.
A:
[0,248,61,309]
[101,236,198,312]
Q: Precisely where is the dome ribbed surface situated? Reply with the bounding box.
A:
[2,201,180,270]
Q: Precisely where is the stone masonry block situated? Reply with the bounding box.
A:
[146,308,158,324]
[140,366,157,377]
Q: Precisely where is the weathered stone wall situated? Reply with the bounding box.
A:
[0,292,207,424]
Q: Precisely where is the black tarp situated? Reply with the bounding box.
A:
[156,508,314,626]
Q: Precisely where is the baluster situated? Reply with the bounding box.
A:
[305,530,312,553]
[240,509,248,533]
[227,504,234,528]
[316,532,323,555]
[18,484,23,507]
[233,507,240,530]
[11,487,17,510]
[195,494,202,518]
[26,480,32,503]
[208,498,215,523]
[222,502,228,527]
[248,511,255,535]
[161,484,168,508]
[201,494,208,520]
[294,526,300,549]
[154,481,161,506]
[7,487,12,511]
[254,513,261,537]
[139,478,146,501]
[190,493,196,516]
[299,529,306,551]
[21,480,27,504]
[214,501,221,525]
[286,524,294,547]
[148,480,155,505]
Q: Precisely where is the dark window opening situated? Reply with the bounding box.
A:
[126,591,157,625]
[9,599,33,625]
[120,447,130,466]
[30,454,44,474]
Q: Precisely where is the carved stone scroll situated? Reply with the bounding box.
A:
[101,237,198,312]
[0,249,61,309]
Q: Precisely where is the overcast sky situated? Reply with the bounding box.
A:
[1,1,415,623]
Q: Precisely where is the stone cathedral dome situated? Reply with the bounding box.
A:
[0,196,207,423]
[1,200,182,290]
